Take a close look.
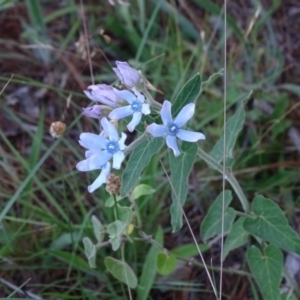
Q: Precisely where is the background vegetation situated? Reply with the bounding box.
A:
[1,0,300,299]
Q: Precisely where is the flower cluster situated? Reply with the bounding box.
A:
[77,61,205,192]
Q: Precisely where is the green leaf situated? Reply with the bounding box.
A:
[104,257,138,289]
[107,220,127,251]
[49,250,91,271]
[156,253,177,276]
[278,83,300,98]
[280,292,297,300]
[121,137,164,197]
[171,73,202,117]
[247,245,283,300]
[105,195,124,207]
[202,69,224,89]
[91,215,104,243]
[171,243,210,258]
[169,142,197,232]
[82,237,96,268]
[243,195,300,254]
[210,99,246,167]
[222,217,249,260]
[200,190,236,242]
[137,227,163,300]
[132,184,156,200]
[116,205,133,226]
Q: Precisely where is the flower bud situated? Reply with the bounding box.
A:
[105,173,121,195]
[83,84,120,108]
[113,61,143,89]
[82,105,102,119]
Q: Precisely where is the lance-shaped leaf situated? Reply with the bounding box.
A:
[210,91,252,168]
[169,142,197,232]
[222,217,249,260]
[247,245,283,300]
[104,256,138,289]
[200,190,236,242]
[121,137,164,197]
[171,73,202,117]
[243,195,300,254]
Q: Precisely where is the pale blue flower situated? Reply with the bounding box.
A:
[147,100,205,157]
[113,61,143,88]
[108,88,150,132]
[76,118,127,173]
[88,162,111,193]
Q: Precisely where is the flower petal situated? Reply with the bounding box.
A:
[132,88,145,103]
[88,162,111,193]
[141,103,151,115]
[113,88,136,104]
[77,151,112,171]
[174,103,195,128]
[176,129,206,142]
[127,112,142,132]
[161,100,173,126]
[108,105,133,120]
[85,149,99,158]
[147,123,167,137]
[79,133,108,149]
[166,135,180,157]
[101,117,119,141]
[112,151,125,169]
[118,132,127,150]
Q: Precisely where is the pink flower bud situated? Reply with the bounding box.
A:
[83,84,120,108]
[113,61,143,89]
[82,105,102,119]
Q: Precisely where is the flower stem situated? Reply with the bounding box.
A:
[113,194,119,220]
[143,89,162,110]
[129,196,142,228]
[197,146,250,213]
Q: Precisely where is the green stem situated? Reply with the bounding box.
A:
[143,89,162,111]
[113,194,119,220]
[129,196,142,229]
[197,146,250,213]
[121,244,133,300]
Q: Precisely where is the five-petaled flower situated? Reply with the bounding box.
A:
[84,84,120,108]
[113,61,143,89]
[147,100,205,157]
[76,117,127,191]
[109,88,150,132]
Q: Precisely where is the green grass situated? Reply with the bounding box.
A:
[1,0,300,299]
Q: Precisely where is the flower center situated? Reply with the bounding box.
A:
[168,123,178,135]
[106,141,119,154]
[131,100,142,112]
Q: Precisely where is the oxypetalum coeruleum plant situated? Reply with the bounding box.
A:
[77,61,300,299]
